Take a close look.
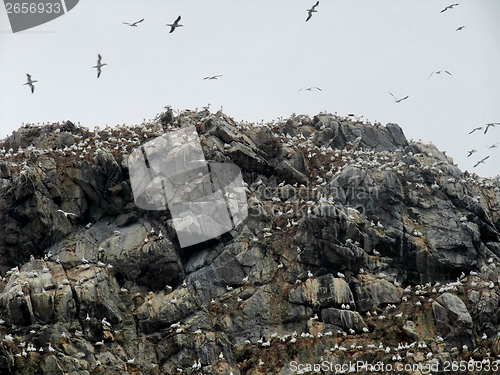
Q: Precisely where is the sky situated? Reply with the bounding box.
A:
[0,0,499,177]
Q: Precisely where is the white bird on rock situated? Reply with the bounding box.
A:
[101,317,112,328]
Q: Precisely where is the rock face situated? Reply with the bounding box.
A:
[0,112,499,374]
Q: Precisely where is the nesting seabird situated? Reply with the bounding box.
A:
[306,1,319,22]
[389,92,409,103]
[123,18,144,27]
[441,3,459,13]
[467,149,476,157]
[24,74,37,94]
[473,155,489,168]
[299,86,322,92]
[204,75,222,80]
[456,26,465,31]
[484,123,498,134]
[167,16,183,33]
[428,70,451,79]
[92,54,107,78]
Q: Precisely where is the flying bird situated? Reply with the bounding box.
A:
[484,123,498,134]
[489,143,498,149]
[428,70,452,79]
[24,74,37,93]
[306,1,319,22]
[389,92,409,103]
[456,26,465,31]
[123,18,144,27]
[441,3,459,13]
[348,114,363,121]
[167,16,183,33]
[473,155,489,168]
[468,127,482,134]
[467,149,477,157]
[300,86,322,92]
[92,54,107,78]
[57,209,76,218]
[204,75,222,80]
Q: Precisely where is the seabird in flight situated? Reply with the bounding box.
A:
[456,26,465,31]
[441,3,459,13]
[123,18,144,27]
[348,114,363,121]
[484,123,498,134]
[489,143,498,149]
[306,1,319,22]
[389,92,409,103]
[473,155,489,168]
[167,16,183,33]
[468,127,482,134]
[428,70,452,79]
[299,86,322,92]
[24,74,37,93]
[93,54,107,78]
[204,75,222,80]
[57,209,76,218]
[467,149,476,157]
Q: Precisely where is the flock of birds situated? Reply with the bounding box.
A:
[21,13,208,88]
[19,1,468,96]
[1,108,500,372]
[19,2,498,171]
[467,122,499,167]
[3,228,500,372]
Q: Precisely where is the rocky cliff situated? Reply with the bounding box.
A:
[0,110,499,374]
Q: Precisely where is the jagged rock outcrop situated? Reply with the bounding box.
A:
[0,111,499,374]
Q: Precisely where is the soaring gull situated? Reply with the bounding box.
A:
[204,75,222,80]
[441,3,459,13]
[167,16,183,33]
[306,1,319,22]
[389,92,409,103]
[484,123,498,134]
[299,86,322,92]
[123,18,144,27]
[24,74,37,93]
[57,209,76,218]
[468,127,482,134]
[428,70,451,79]
[473,155,489,168]
[92,54,107,78]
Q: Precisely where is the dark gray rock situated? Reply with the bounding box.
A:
[321,308,367,331]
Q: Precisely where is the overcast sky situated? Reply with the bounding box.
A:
[1,0,499,177]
